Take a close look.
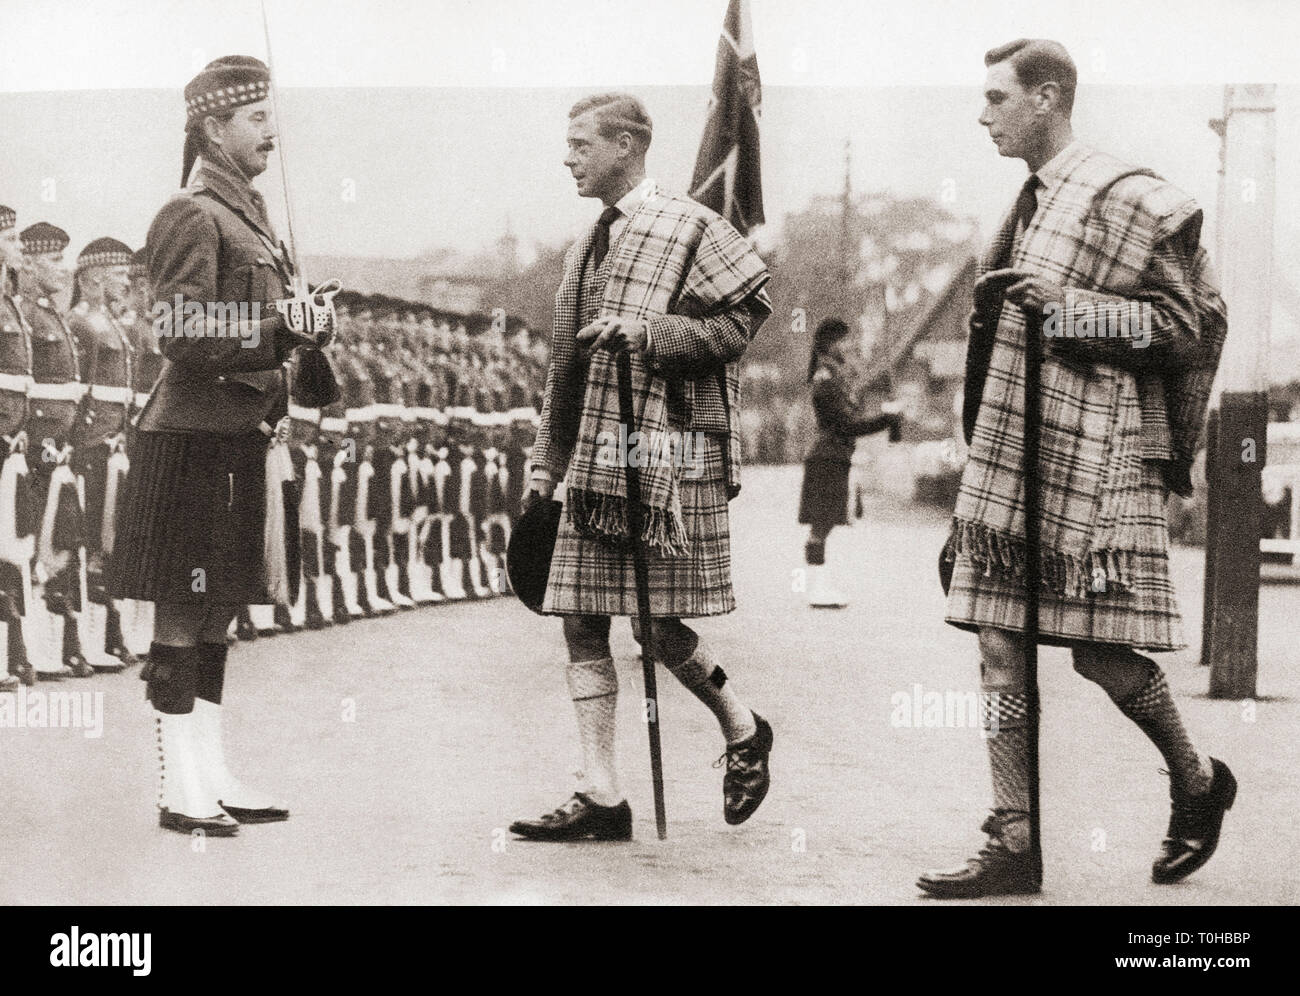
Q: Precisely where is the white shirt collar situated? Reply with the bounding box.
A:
[1033,140,1083,193]
[611,177,657,221]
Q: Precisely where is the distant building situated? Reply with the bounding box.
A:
[858,255,976,442]
[304,227,520,316]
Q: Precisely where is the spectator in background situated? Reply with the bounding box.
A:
[798,318,901,608]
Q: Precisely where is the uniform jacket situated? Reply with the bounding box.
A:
[14,276,81,449]
[67,303,131,445]
[0,277,33,436]
[137,159,296,435]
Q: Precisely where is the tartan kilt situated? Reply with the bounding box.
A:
[106,429,271,605]
[542,430,734,618]
[944,460,1185,651]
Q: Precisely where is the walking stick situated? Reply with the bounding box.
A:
[616,350,668,840]
[1020,304,1044,883]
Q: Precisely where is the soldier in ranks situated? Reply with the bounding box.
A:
[451,410,491,599]
[360,302,412,609]
[18,222,93,679]
[466,413,495,595]
[422,392,458,601]
[393,402,423,605]
[433,411,468,600]
[117,248,160,661]
[404,307,443,602]
[0,206,37,690]
[432,322,457,420]
[67,237,141,671]
[409,406,443,604]
[389,309,426,604]
[481,417,511,595]
[313,331,351,624]
[346,303,392,615]
[312,304,353,618]
[286,357,329,631]
[505,412,533,526]
[320,302,364,620]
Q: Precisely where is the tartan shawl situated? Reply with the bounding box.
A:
[547,183,768,557]
[947,144,1224,598]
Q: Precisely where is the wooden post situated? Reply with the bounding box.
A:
[1203,84,1275,699]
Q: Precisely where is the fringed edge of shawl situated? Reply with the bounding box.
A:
[566,487,690,559]
[942,518,1135,599]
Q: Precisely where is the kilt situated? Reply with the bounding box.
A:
[107,429,271,604]
[944,461,1185,651]
[542,430,734,619]
[797,458,850,527]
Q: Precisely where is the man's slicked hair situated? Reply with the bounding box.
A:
[984,38,1077,115]
[568,93,653,154]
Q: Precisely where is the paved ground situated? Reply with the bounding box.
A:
[1,465,1294,905]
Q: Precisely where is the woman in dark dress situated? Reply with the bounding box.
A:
[798,318,901,608]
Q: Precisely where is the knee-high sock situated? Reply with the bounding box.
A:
[565,657,621,806]
[1117,658,1213,796]
[663,638,757,746]
[981,689,1031,853]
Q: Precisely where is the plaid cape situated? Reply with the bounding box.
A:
[946,144,1224,599]
[546,184,769,557]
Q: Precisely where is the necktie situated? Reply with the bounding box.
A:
[591,206,621,270]
[992,174,1041,271]
[1014,174,1041,237]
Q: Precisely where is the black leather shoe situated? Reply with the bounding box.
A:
[159,808,240,837]
[90,656,126,674]
[104,645,138,668]
[717,713,773,825]
[509,793,632,842]
[10,658,34,686]
[1152,757,1236,885]
[105,609,139,667]
[273,603,301,634]
[0,673,17,692]
[220,802,290,824]
[64,653,96,678]
[916,813,1042,898]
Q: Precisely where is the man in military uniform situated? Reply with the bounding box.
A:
[345,302,393,615]
[67,237,139,671]
[286,359,330,632]
[0,206,36,690]
[115,247,162,662]
[319,300,366,619]
[109,55,333,835]
[406,307,446,602]
[18,222,92,680]
[361,303,414,609]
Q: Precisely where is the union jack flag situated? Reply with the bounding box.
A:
[689,0,764,236]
